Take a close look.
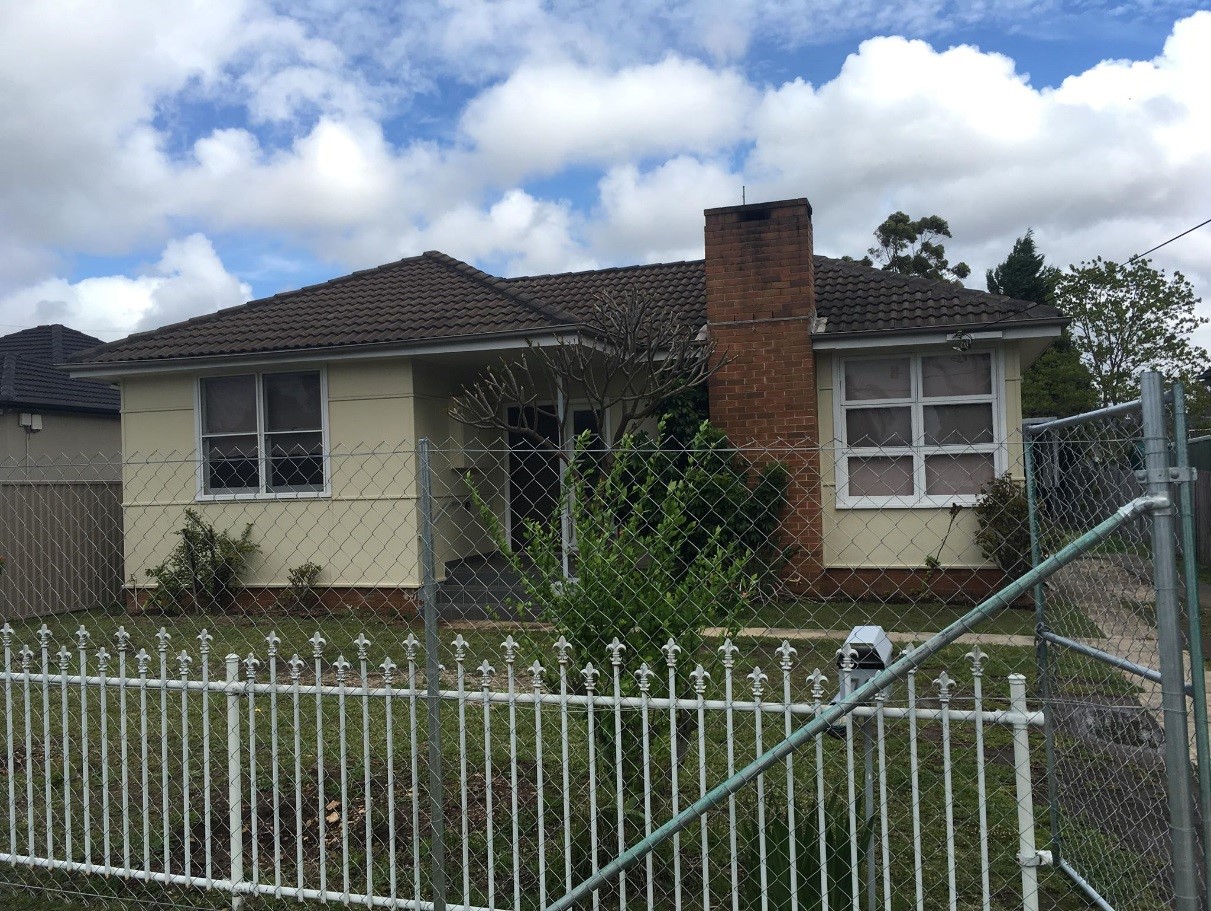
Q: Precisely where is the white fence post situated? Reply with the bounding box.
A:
[226,654,245,911]
[1010,674,1041,911]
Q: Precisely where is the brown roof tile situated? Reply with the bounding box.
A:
[71,251,1062,368]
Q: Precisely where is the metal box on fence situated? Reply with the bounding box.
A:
[837,625,893,698]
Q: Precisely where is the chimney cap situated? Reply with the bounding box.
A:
[704,197,812,218]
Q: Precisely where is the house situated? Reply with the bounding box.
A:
[0,324,120,464]
[1,324,123,618]
[67,198,1065,609]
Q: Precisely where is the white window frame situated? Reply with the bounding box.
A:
[833,348,1007,509]
[194,368,330,501]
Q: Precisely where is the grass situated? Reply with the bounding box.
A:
[0,603,1122,911]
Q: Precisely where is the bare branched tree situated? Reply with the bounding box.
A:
[450,285,723,456]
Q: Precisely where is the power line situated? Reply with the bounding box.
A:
[1128,216,1211,263]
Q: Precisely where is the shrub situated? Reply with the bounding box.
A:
[145,509,259,614]
[472,431,756,683]
[973,473,1034,580]
[282,561,324,616]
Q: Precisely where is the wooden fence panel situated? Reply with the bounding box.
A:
[0,481,123,619]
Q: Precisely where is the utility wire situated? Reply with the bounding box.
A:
[1128,216,1211,263]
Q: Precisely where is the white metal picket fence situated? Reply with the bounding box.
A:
[1,623,1047,911]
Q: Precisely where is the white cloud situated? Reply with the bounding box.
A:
[459,55,757,180]
[591,158,743,262]
[405,190,595,276]
[0,235,250,339]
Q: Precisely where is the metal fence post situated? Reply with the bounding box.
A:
[1009,674,1040,911]
[226,654,244,911]
[1023,430,1062,863]
[418,438,447,911]
[1141,371,1201,911]
[1173,381,1211,901]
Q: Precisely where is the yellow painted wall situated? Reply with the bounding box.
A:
[120,360,424,589]
[817,344,1024,570]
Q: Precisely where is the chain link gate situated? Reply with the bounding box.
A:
[1026,371,1210,911]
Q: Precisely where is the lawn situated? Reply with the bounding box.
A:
[0,602,1121,911]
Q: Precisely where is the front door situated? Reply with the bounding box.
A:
[506,406,602,552]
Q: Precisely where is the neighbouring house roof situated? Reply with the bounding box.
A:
[70,252,1065,369]
[0,325,120,413]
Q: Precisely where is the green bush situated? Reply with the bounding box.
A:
[145,508,259,614]
[472,431,757,681]
[281,561,324,616]
[973,473,1034,580]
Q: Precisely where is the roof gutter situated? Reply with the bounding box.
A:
[811,316,1067,350]
[64,325,587,380]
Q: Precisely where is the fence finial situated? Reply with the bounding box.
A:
[606,638,626,667]
[310,631,326,659]
[76,625,91,650]
[59,646,73,672]
[38,624,53,650]
[502,635,518,665]
[662,638,682,668]
[355,633,370,661]
[19,644,34,672]
[965,644,986,677]
[244,653,260,682]
[636,663,655,693]
[530,661,545,690]
[718,637,738,667]
[775,640,797,671]
[288,654,304,682]
[179,651,193,677]
[404,633,418,662]
[380,656,397,685]
[155,627,170,654]
[555,636,571,666]
[748,667,768,700]
[934,671,955,704]
[582,662,599,692]
[690,664,710,695]
[807,667,827,701]
[478,660,495,689]
[333,655,349,684]
[265,631,281,658]
[114,626,129,654]
[135,649,149,675]
[198,629,213,656]
[0,623,12,649]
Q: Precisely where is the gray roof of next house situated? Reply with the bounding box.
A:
[70,252,1065,369]
[0,325,120,413]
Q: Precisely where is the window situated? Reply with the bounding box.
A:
[199,371,326,497]
[836,351,1002,507]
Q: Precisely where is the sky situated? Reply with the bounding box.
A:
[1,1,1209,349]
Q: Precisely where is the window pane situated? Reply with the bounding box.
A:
[846,407,912,446]
[264,372,322,432]
[924,404,994,445]
[268,431,324,491]
[921,353,992,397]
[847,456,914,497]
[844,358,911,401]
[202,375,256,434]
[206,435,259,492]
[925,454,995,495]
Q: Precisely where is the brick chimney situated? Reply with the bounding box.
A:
[704,197,822,588]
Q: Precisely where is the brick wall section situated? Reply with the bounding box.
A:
[704,199,824,590]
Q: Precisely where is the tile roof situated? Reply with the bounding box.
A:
[71,251,1063,368]
[0,325,119,412]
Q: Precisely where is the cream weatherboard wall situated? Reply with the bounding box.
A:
[0,409,120,468]
[816,344,1025,571]
[119,359,425,591]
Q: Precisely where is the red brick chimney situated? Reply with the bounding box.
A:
[704,197,822,588]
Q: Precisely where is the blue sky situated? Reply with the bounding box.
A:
[1,1,1208,346]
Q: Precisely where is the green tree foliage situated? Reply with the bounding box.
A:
[1057,257,1207,407]
[848,211,971,284]
[986,230,1096,417]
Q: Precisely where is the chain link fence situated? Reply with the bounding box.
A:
[0,396,1204,910]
